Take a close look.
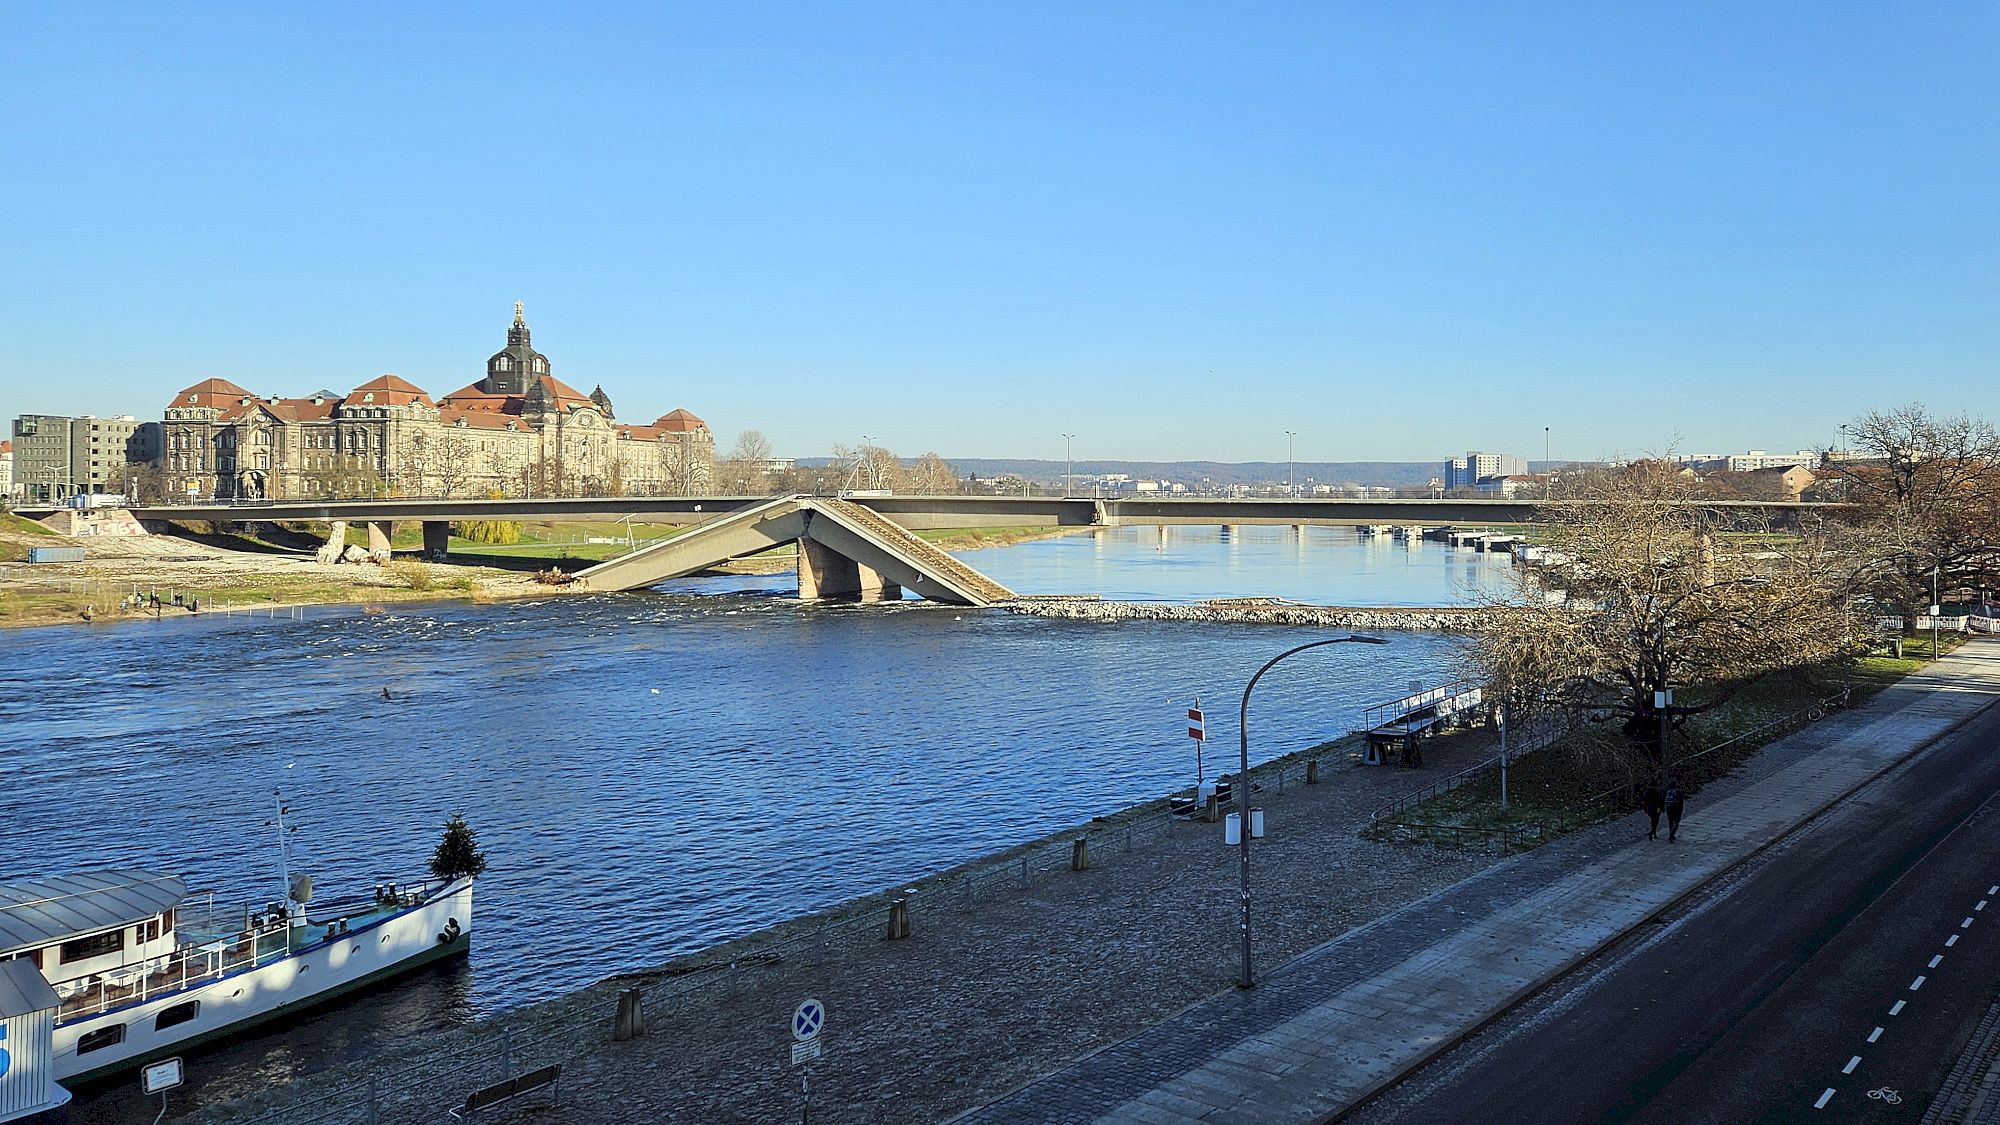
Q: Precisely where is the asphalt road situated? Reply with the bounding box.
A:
[1346,698,2000,1125]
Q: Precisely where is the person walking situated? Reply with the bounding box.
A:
[1664,783,1685,843]
[1642,783,1665,840]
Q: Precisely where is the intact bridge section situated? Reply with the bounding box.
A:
[574,496,1015,607]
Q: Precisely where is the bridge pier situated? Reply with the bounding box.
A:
[797,537,901,602]
[315,520,349,564]
[366,521,394,562]
[422,521,451,560]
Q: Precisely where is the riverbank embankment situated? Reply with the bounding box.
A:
[1005,595,1489,630]
[0,517,1090,629]
[192,728,1514,1125]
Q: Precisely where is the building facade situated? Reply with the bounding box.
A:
[1443,451,1528,490]
[161,304,714,500]
[6,415,160,502]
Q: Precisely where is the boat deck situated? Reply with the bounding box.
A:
[54,888,431,1023]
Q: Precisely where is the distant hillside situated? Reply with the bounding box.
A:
[796,458,1448,489]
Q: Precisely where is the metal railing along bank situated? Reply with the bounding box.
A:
[1372,686,1857,852]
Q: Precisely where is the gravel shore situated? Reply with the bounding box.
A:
[197,728,1518,1124]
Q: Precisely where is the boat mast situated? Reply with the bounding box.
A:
[273,789,294,908]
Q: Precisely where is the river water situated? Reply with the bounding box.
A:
[1,527,1511,1117]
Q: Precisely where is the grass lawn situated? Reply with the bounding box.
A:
[1365,640,1964,849]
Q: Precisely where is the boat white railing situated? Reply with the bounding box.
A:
[52,877,454,1022]
[54,914,290,1021]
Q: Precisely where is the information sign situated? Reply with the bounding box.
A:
[142,1057,184,1095]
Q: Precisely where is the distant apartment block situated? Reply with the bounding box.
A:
[1443,451,1528,490]
[8,414,161,501]
[0,439,14,501]
[1676,448,1821,473]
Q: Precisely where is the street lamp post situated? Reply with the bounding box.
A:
[860,434,878,490]
[1062,433,1075,498]
[1236,634,1389,989]
[1933,565,1942,660]
[1285,431,1296,495]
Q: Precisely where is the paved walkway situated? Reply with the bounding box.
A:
[959,642,2000,1124]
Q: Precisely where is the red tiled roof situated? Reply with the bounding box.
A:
[437,384,526,415]
[439,408,524,431]
[654,408,707,432]
[170,378,257,411]
[347,374,434,406]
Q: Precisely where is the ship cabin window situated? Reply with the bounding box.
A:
[0,947,44,970]
[60,929,125,964]
[155,1001,199,1031]
[77,1025,125,1054]
[137,909,175,943]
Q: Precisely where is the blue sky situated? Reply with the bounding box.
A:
[2,3,1994,464]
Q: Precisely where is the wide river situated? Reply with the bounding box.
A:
[2,526,1512,1116]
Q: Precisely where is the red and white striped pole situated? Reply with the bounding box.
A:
[1188,700,1205,786]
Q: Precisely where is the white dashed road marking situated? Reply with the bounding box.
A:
[1891,1000,1907,1015]
[1948,935,1960,947]
[1930,955,1944,968]
[1912,976,1927,991]
[1815,1088,1836,1110]
[1868,1027,1884,1043]
[1843,1056,1861,1074]
[1964,917,1976,929]
[1980,901,1989,912]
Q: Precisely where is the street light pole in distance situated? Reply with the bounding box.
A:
[1236,634,1389,989]
[1285,431,1296,495]
[1062,433,1075,499]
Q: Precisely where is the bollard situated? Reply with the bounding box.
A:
[887,897,911,940]
[1306,758,1320,785]
[1071,837,1088,872]
[1203,793,1220,823]
[613,987,647,1041]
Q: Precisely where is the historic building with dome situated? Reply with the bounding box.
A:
[160,304,713,499]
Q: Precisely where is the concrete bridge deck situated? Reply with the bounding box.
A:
[23,494,1834,531]
[574,496,1015,606]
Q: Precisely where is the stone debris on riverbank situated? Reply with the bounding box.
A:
[1004,595,1489,631]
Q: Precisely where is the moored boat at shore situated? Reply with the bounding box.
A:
[0,823,476,1120]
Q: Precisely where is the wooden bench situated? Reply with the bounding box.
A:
[446,1065,562,1119]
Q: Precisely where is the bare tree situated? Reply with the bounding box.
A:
[431,433,479,498]
[1474,460,1865,783]
[660,439,709,495]
[829,443,903,491]
[1828,404,2000,605]
[904,452,960,494]
[106,460,167,504]
[715,429,777,494]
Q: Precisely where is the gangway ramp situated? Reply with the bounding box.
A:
[1357,680,1484,763]
[574,495,1015,607]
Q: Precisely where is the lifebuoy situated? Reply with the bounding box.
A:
[437,918,462,945]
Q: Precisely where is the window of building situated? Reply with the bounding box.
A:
[60,929,125,964]
[77,1025,125,1054]
[154,1000,199,1031]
